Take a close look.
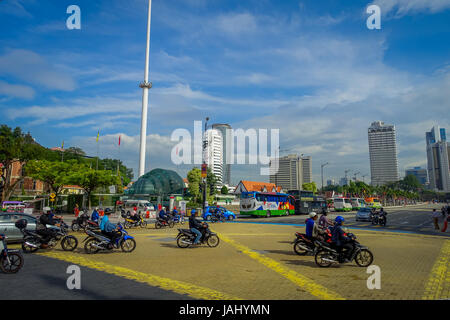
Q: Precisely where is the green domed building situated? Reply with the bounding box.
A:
[125,168,185,197]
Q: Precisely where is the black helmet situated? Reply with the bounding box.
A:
[15,219,28,230]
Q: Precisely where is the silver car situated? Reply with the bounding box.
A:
[0,213,55,243]
[355,207,373,222]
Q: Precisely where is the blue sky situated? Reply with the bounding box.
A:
[0,0,449,184]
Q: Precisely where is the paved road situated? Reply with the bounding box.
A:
[0,253,192,300]
[237,204,450,237]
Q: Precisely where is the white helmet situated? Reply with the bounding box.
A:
[309,212,317,218]
[43,206,51,213]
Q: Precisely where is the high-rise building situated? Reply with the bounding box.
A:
[426,126,450,192]
[339,177,348,186]
[405,167,429,186]
[212,124,232,186]
[301,156,312,184]
[204,129,223,184]
[368,121,400,186]
[269,154,312,190]
[327,179,336,186]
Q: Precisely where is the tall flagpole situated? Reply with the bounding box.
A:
[138,0,153,178]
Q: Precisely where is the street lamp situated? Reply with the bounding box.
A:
[321,162,329,192]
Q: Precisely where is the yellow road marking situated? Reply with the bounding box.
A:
[37,251,241,300]
[217,233,345,300]
[422,240,450,300]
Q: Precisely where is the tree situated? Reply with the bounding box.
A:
[302,182,317,193]
[25,160,76,197]
[65,146,86,156]
[0,125,45,201]
[186,167,219,206]
[68,165,116,209]
[221,185,229,195]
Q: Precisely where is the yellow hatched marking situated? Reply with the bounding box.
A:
[38,251,241,300]
[422,240,450,300]
[218,233,345,300]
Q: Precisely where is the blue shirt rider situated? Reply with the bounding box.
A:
[99,211,119,248]
[159,208,169,222]
[91,208,99,222]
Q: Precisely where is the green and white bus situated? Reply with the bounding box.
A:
[240,192,295,217]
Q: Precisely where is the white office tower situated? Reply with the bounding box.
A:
[204,129,223,184]
[269,154,312,190]
[368,121,400,186]
[426,126,450,192]
[212,124,232,186]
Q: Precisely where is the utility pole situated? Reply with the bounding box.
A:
[354,171,360,182]
[138,0,153,178]
[202,117,210,214]
[321,162,329,193]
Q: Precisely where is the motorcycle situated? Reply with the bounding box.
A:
[155,217,175,229]
[71,211,90,231]
[370,213,379,225]
[0,234,24,274]
[83,223,136,254]
[176,222,220,248]
[378,213,387,226]
[123,213,147,229]
[292,227,332,256]
[16,219,78,253]
[314,232,374,268]
[171,214,185,225]
[209,212,225,223]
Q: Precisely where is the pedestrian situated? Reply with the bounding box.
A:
[74,204,80,217]
[442,206,449,233]
[432,209,440,230]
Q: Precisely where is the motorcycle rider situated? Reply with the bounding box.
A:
[36,207,57,248]
[318,209,334,230]
[379,207,387,224]
[189,209,204,245]
[159,207,170,225]
[91,207,99,223]
[331,216,354,263]
[99,210,120,249]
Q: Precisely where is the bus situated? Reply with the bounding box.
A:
[240,192,295,217]
[365,197,382,209]
[333,197,352,212]
[350,198,366,210]
[287,190,315,215]
[311,196,328,214]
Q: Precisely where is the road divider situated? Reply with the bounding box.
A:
[37,251,242,300]
[422,240,450,300]
[217,232,346,300]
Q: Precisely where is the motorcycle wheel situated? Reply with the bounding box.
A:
[355,249,374,267]
[155,222,162,229]
[177,235,191,248]
[120,239,136,253]
[315,250,333,268]
[293,240,308,256]
[61,236,78,251]
[123,221,130,229]
[228,215,235,221]
[0,252,24,274]
[169,221,175,228]
[84,238,100,254]
[71,223,80,232]
[140,220,148,228]
[22,238,39,253]
[207,235,220,248]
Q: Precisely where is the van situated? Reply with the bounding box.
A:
[333,197,352,212]
[123,200,155,214]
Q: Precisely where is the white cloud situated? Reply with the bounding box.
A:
[0,80,35,99]
[0,49,76,91]
[371,0,450,17]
